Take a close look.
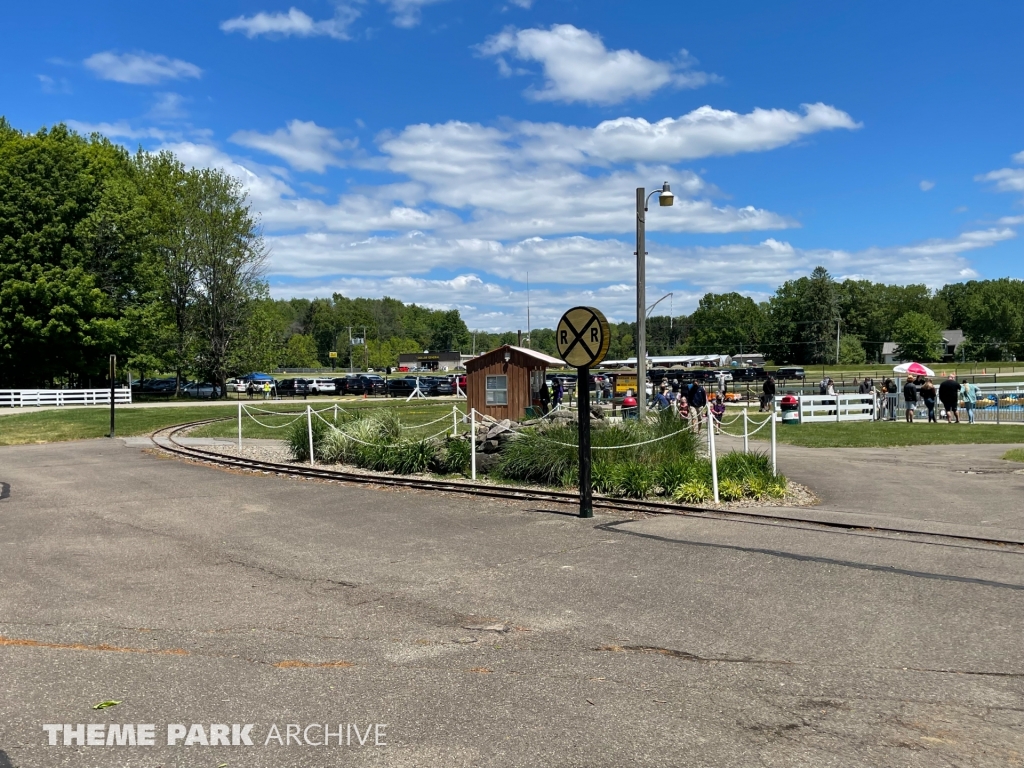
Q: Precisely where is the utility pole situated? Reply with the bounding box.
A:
[363,325,368,371]
[836,319,841,366]
[526,272,531,349]
[348,326,353,374]
[636,187,647,417]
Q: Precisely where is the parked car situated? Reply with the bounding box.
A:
[387,377,418,398]
[776,366,806,380]
[711,369,734,382]
[182,381,221,398]
[307,378,337,395]
[732,367,767,382]
[447,374,467,393]
[136,377,177,395]
[340,375,386,397]
[277,378,311,397]
[421,377,455,396]
[225,378,248,393]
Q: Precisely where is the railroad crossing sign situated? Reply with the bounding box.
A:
[556,306,610,368]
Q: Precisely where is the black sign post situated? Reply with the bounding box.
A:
[576,364,593,517]
[555,306,610,519]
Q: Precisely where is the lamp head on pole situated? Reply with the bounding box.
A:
[658,181,674,207]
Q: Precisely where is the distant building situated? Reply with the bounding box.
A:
[882,330,965,364]
[397,351,474,371]
[598,354,731,368]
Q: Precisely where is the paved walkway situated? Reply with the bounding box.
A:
[1,439,1022,766]
[713,430,1024,539]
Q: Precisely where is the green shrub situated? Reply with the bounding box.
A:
[431,438,471,475]
[718,478,744,501]
[391,440,434,474]
[591,461,620,495]
[674,479,712,503]
[287,413,333,462]
[618,461,656,499]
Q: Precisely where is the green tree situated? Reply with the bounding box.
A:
[0,121,139,386]
[282,333,320,368]
[683,292,765,356]
[837,334,867,365]
[892,312,943,362]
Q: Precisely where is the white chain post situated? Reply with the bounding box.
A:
[771,406,777,475]
[307,405,315,467]
[452,405,458,436]
[708,406,719,503]
[470,408,477,480]
[742,407,748,454]
[238,401,242,450]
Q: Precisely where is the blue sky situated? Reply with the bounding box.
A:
[4,1,1024,330]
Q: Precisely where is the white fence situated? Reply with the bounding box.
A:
[775,393,875,423]
[0,388,132,408]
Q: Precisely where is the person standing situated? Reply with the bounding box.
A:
[691,381,707,433]
[903,376,918,423]
[826,377,837,415]
[938,375,961,424]
[554,378,564,407]
[761,374,776,413]
[962,379,979,424]
[920,378,937,423]
[539,380,551,415]
[710,394,726,433]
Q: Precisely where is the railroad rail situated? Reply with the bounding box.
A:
[152,419,1024,551]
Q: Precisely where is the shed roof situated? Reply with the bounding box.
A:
[466,344,564,370]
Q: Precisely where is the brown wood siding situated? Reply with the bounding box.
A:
[466,346,550,422]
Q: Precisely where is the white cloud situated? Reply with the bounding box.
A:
[508,0,534,7]
[381,0,450,28]
[83,51,202,85]
[919,179,935,191]
[478,24,718,104]
[66,120,170,141]
[220,6,359,40]
[976,150,1024,193]
[265,226,1005,329]
[37,74,71,94]
[147,92,188,120]
[516,103,860,164]
[230,120,355,172]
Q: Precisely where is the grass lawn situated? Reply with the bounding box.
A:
[1003,448,1024,462]
[750,419,1024,448]
[0,400,461,446]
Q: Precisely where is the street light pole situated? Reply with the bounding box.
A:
[636,187,647,418]
[635,183,674,419]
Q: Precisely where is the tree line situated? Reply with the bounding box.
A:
[0,120,269,391]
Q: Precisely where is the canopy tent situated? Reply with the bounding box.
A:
[240,372,276,382]
[893,362,935,377]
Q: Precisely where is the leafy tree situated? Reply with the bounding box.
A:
[282,333,320,368]
[892,311,943,362]
[188,169,268,393]
[838,334,867,365]
[682,292,765,356]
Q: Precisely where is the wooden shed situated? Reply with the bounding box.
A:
[465,345,564,421]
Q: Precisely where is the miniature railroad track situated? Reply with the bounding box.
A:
[152,419,1024,550]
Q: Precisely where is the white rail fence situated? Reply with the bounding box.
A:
[0,388,132,408]
[774,393,875,423]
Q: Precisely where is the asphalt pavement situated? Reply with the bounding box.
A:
[0,439,1022,767]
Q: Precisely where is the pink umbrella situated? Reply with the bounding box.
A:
[893,361,935,376]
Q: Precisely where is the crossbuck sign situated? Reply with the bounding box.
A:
[555,306,610,368]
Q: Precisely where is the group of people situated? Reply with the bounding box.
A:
[902,374,979,424]
[645,379,728,433]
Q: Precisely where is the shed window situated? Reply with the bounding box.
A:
[485,375,508,405]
